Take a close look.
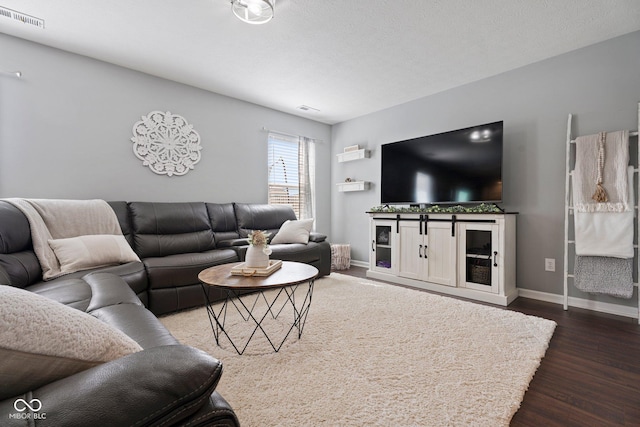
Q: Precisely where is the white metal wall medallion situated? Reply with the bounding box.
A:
[131,111,202,176]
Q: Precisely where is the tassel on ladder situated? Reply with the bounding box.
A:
[592,182,608,202]
[592,131,609,202]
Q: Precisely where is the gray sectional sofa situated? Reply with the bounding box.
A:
[0,200,332,426]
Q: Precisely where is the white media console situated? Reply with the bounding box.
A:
[367,212,517,306]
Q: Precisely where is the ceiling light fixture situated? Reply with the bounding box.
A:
[231,0,274,25]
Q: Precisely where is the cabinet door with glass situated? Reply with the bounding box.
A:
[457,222,500,293]
[370,220,397,274]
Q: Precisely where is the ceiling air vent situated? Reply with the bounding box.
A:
[297,105,320,112]
[0,6,45,28]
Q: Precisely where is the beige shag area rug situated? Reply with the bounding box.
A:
[160,273,556,426]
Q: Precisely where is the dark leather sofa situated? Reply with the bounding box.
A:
[0,201,331,315]
[0,271,239,426]
[0,200,332,426]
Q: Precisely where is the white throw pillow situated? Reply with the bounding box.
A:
[48,234,140,274]
[270,218,314,245]
[0,285,142,400]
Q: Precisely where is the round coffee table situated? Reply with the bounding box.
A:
[198,261,318,355]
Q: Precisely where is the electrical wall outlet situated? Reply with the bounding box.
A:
[545,258,556,272]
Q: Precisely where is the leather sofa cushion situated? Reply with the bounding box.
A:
[268,243,322,263]
[95,262,149,298]
[27,278,93,312]
[26,270,145,313]
[309,231,327,243]
[0,201,41,288]
[206,203,241,243]
[26,272,178,349]
[82,272,143,310]
[239,242,322,264]
[91,304,179,349]
[0,267,9,286]
[107,201,135,247]
[234,203,297,238]
[26,261,148,298]
[0,201,32,253]
[129,202,216,258]
[148,284,219,316]
[143,248,239,290]
[0,250,42,288]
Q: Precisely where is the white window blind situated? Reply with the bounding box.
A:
[267,132,315,219]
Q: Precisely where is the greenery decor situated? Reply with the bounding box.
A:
[369,204,502,214]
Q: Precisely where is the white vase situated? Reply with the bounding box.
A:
[245,245,270,268]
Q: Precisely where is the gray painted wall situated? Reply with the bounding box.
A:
[0,34,332,236]
[331,31,640,302]
[3,30,640,304]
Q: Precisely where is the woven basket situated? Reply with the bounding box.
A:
[331,244,351,270]
[470,264,490,285]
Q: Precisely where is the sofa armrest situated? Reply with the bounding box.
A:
[1,345,230,427]
[0,265,10,286]
[217,238,248,248]
[309,232,327,243]
[220,234,325,245]
[181,392,239,427]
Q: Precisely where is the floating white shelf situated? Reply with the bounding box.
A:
[337,149,369,163]
[337,181,369,192]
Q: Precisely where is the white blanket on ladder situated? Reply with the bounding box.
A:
[573,166,634,298]
[574,166,635,258]
[573,130,630,213]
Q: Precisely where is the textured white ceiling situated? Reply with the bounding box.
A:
[1,0,639,124]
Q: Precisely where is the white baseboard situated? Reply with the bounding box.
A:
[518,288,639,320]
[349,259,369,268]
[345,262,639,321]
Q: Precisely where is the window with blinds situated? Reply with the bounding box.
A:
[267,132,315,219]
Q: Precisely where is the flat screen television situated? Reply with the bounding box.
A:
[381,121,503,205]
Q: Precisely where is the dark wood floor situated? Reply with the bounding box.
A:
[339,267,640,426]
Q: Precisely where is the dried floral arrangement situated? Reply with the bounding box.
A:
[247,230,271,247]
